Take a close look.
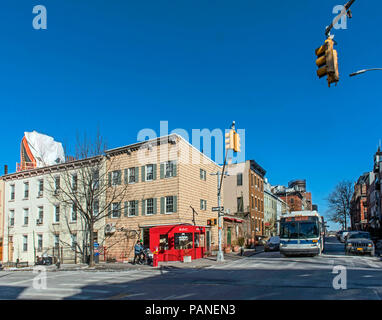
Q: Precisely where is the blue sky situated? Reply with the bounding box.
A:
[1,1,381,230]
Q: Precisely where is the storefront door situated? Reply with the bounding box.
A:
[206,230,211,251]
[227,228,232,245]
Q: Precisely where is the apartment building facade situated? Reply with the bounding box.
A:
[264,178,277,237]
[0,179,4,261]
[103,134,221,262]
[350,172,369,231]
[223,160,266,247]
[1,159,106,265]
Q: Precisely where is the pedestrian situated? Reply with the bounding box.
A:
[133,240,144,264]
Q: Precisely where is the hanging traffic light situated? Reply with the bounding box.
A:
[315,38,339,87]
[233,131,241,153]
[225,129,234,150]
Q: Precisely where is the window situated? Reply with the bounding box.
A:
[194,233,205,248]
[164,161,176,178]
[146,198,154,215]
[24,182,29,199]
[54,234,60,247]
[23,208,29,225]
[93,199,99,216]
[37,234,43,251]
[54,205,60,223]
[200,169,206,181]
[237,173,243,186]
[128,167,136,184]
[23,235,28,252]
[38,179,44,196]
[146,164,154,181]
[237,197,244,213]
[128,200,137,217]
[71,234,77,250]
[72,174,78,191]
[251,195,254,209]
[93,170,100,189]
[159,234,169,250]
[166,196,174,213]
[71,203,77,222]
[9,210,15,226]
[200,199,207,211]
[37,206,43,224]
[111,170,121,186]
[55,176,60,192]
[174,233,193,249]
[10,185,15,200]
[112,202,121,218]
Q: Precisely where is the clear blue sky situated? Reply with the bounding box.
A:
[1,1,381,230]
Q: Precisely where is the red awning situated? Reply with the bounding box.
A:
[223,217,243,223]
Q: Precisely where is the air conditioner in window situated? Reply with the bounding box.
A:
[36,219,43,225]
[38,191,43,197]
[169,136,176,144]
[104,223,116,235]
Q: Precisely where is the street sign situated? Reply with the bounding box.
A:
[212,207,223,212]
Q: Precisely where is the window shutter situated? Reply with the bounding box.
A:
[153,164,157,180]
[135,167,139,183]
[118,202,121,217]
[173,196,177,213]
[117,170,122,185]
[172,161,177,177]
[141,166,145,182]
[108,205,111,218]
[200,199,203,210]
[141,200,146,216]
[124,201,128,217]
[108,172,111,187]
[153,198,157,214]
[200,169,203,180]
[160,163,164,179]
[124,169,128,185]
[135,200,139,216]
[160,197,165,214]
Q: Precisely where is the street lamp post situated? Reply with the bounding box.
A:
[349,68,382,77]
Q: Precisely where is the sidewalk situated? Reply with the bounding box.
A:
[0,246,265,272]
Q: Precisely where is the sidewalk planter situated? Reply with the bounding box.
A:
[224,247,232,254]
[183,256,192,263]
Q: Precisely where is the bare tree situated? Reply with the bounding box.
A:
[326,181,353,230]
[45,132,129,267]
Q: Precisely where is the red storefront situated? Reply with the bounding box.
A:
[149,224,206,264]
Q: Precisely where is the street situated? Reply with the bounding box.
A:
[1,237,382,300]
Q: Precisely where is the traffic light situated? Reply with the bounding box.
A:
[225,129,234,150]
[233,131,241,153]
[315,38,339,87]
[207,219,217,226]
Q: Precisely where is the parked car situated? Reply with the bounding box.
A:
[345,232,375,256]
[264,236,280,252]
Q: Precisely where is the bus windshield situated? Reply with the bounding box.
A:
[280,221,319,239]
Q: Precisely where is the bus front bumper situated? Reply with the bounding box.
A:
[280,246,320,256]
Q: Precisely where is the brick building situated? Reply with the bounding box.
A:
[350,172,369,231]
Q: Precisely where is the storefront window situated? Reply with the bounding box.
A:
[159,234,169,250]
[174,233,193,249]
[194,233,200,248]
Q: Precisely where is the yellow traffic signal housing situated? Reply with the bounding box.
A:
[315,38,339,87]
[225,129,234,150]
[233,131,241,153]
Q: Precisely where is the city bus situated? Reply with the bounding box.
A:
[279,211,325,257]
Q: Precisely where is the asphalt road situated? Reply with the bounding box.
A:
[1,236,382,300]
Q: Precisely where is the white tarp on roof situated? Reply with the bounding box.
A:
[24,131,65,167]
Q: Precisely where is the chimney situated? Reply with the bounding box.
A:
[4,165,8,175]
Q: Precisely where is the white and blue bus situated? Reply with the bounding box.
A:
[279,211,325,257]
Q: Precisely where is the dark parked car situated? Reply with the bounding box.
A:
[345,232,375,256]
[264,236,280,252]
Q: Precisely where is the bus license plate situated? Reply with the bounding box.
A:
[357,248,363,251]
